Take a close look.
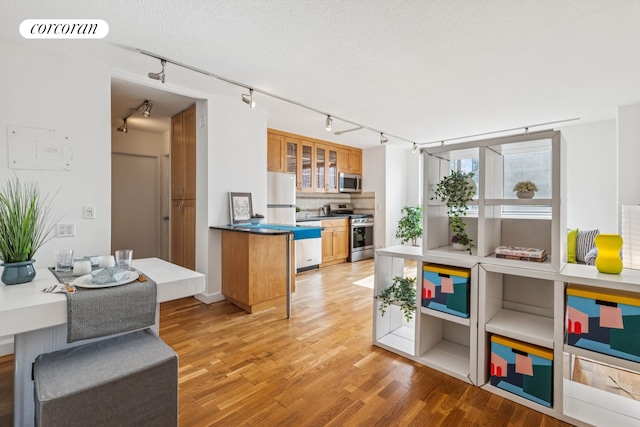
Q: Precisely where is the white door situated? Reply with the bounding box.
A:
[111,152,160,258]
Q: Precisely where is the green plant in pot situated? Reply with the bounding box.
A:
[0,177,59,285]
[376,276,416,322]
[431,170,476,255]
[513,180,538,199]
[395,205,423,246]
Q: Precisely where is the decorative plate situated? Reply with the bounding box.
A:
[72,271,139,288]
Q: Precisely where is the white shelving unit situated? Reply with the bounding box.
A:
[423,130,566,272]
[416,259,478,385]
[373,130,640,425]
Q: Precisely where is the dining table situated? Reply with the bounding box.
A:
[0,257,206,427]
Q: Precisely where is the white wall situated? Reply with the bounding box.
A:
[559,119,618,233]
[0,39,112,268]
[618,103,640,210]
[201,97,268,303]
[363,146,386,248]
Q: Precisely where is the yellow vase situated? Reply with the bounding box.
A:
[594,234,623,274]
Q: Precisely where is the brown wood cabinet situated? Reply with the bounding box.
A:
[171,104,196,269]
[171,199,196,270]
[321,218,349,266]
[268,128,361,193]
[338,148,362,175]
[267,132,286,173]
[171,105,196,200]
[220,230,295,313]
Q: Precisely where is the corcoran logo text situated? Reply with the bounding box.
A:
[20,19,109,39]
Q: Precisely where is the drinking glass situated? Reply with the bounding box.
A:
[54,249,74,271]
[115,249,133,270]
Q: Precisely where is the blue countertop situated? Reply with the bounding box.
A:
[211,224,323,240]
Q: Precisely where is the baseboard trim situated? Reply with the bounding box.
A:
[195,292,225,305]
[0,336,14,357]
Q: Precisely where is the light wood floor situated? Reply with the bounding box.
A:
[0,259,573,426]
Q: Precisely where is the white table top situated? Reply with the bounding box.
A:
[0,257,205,337]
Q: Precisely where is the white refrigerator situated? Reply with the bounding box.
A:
[267,172,296,225]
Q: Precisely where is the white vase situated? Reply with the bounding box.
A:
[452,243,466,251]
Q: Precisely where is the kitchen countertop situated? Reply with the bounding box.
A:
[296,215,350,222]
[211,223,323,240]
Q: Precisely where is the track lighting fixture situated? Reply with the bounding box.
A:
[143,101,153,118]
[148,59,166,83]
[325,115,332,131]
[115,100,154,134]
[117,119,128,133]
[242,89,255,108]
[138,50,581,150]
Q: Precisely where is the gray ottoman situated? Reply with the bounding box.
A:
[34,329,178,427]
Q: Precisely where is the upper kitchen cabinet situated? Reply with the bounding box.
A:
[171,104,197,200]
[267,132,286,173]
[315,143,338,192]
[267,128,362,193]
[338,148,362,175]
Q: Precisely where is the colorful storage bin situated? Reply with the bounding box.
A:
[490,335,553,407]
[422,264,470,318]
[566,284,640,363]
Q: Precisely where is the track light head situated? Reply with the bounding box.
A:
[117,119,128,133]
[148,59,166,83]
[242,89,255,108]
[143,101,153,118]
[325,115,332,131]
[380,133,388,145]
[412,143,418,154]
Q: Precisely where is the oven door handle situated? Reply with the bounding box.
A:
[351,223,374,228]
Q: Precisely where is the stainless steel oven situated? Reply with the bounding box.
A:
[350,216,374,262]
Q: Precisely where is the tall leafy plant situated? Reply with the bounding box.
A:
[431,170,476,254]
[0,178,59,263]
[396,205,423,246]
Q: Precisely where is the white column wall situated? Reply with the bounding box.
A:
[618,103,640,211]
[559,119,618,233]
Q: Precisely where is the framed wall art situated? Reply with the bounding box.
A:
[229,192,253,224]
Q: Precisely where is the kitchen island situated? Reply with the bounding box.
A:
[211,224,323,315]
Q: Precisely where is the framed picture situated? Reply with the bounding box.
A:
[229,192,253,224]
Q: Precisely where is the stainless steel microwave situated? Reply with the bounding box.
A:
[339,173,362,193]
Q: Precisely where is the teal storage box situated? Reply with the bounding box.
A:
[490,335,553,407]
[422,264,470,318]
[567,284,640,363]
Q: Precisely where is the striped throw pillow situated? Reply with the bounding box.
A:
[576,229,599,263]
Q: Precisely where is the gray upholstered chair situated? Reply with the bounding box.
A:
[33,328,178,426]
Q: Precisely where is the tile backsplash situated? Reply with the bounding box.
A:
[296,192,375,217]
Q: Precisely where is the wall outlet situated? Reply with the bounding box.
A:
[56,223,76,237]
[83,205,95,219]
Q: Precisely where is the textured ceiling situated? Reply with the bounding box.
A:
[2,1,640,148]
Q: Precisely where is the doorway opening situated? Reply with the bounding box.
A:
[110,77,199,262]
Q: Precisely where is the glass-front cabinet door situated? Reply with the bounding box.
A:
[285,138,298,176]
[327,148,338,192]
[300,140,314,192]
[316,145,326,191]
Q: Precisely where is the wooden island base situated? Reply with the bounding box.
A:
[220,230,295,314]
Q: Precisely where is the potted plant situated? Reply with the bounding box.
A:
[395,205,423,246]
[431,170,476,254]
[0,177,59,285]
[376,276,416,322]
[249,213,265,224]
[513,181,538,199]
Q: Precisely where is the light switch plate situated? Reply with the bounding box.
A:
[83,205,95,219]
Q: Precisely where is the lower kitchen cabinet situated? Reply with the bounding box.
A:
[320,218,349,266]
[374,245,640,426]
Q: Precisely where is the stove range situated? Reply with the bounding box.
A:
[328,203,374,262]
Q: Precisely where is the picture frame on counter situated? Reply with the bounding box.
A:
[229,192,253,224]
